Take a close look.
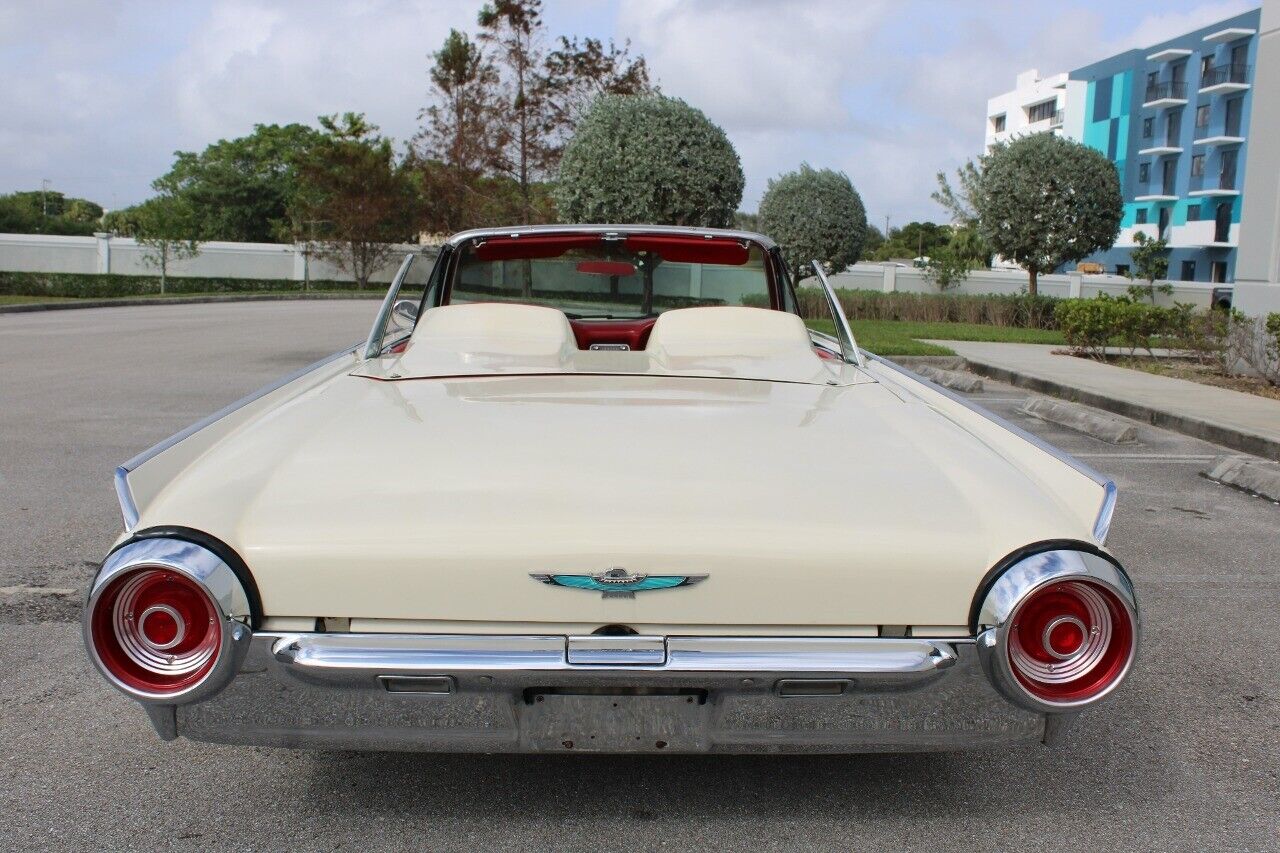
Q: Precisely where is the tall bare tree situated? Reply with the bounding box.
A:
[477,0,552,222]
[291,113,418,289]
[540,36,652,155]
[415,29,500,175]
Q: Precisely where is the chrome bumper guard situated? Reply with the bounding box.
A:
[146,632,1057,753]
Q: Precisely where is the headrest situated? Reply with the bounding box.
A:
[645,306,815,359]
[412,302,577,357]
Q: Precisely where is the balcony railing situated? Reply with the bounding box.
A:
[1201,63,1250,88]
[1144,81,1188,102]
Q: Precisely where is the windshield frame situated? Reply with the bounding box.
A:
[439,228,786,320]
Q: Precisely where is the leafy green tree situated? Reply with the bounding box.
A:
[922,250,971,291]
[932,159,982,228]
[554,94,744,227]
[290,113,418,289]
[1127,231,1173,303]
[860,224,885,258]
[131,196,201,294]
[155,123,322,242]
[757,164,866,282]
[734,211,760,232]
[871,220,951,261]
[0,190,103,235]
[946,224,991,268]
[976,134,1122,295]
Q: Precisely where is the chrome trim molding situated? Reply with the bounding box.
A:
[1093,480,1118,544]
[444,223,777,250]
[167,638,1048,753]
[809,260,867,369]
[865,352,1118,544]
[271,633,961,683]
[112,344,360,532]
[363,254,415,359]
[975,549,1140,714]
[114,465,139,532]
[84,538,254,704]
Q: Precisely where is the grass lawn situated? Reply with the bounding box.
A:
[0,290,379,307]
[0,294,82,305]
[807,319,1065,356]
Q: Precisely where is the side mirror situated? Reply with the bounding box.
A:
[391,299,419,326]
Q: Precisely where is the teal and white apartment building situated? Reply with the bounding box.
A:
[985,8,1262,283]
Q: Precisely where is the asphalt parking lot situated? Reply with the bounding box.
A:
[1,302,1276,851]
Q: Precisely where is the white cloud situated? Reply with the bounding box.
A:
[0,0,1261,222]
[618,0,894,133]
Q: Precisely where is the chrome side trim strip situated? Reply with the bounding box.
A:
[665,637,957,673]
[270,633,961,679]
[112,343,361,531]
[864,351,1118,545]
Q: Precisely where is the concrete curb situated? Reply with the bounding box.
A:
[1020,397,1138,444]
[913,364,984,393]
[959,357,1280,462]
[1201,455,1280,502]
[893,356,968,372]
[0,292,381,314]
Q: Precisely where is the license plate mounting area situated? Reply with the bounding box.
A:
[519,692,712,752]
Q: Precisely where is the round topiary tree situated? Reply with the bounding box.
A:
[976,133,1122,295]
[756,164,867,282]
[553,94,744,227]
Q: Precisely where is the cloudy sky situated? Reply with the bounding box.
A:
[1,0,1257,225]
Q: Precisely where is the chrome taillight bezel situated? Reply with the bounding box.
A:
[975,548,1140,714]
[84,537,253,704]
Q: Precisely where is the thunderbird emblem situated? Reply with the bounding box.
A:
[530,567,708,599]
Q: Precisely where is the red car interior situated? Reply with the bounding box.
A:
[568,318,658,351]
[448,233,779,353]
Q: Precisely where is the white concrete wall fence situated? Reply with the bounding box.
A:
[0,232,1223,308]
[0,232,418,283]
[829,264,1218,309]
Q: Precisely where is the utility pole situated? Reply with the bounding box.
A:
[41,178,51,218]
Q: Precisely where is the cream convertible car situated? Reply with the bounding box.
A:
[85,225,1138,754]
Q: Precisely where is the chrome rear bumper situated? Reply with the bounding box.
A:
[141,632,1055,753]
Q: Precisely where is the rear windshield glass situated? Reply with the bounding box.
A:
[449,238,772,320]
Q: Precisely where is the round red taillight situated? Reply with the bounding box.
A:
[89,567,223,696]
[1006,579,1135,705]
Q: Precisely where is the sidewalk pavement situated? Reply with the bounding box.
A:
[932,341,1280,462]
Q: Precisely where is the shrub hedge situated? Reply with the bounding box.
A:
[0,271,360,299]
[795,288,1060,329]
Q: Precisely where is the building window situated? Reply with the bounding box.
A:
[1139,163,1150,183]
[1187,205,1201,221]
[1115,264,1130,277]
[1027,100,1056,123]
[1135,208,1149,224]
[991,114,1006,133]
[1201,54,1214,78]
[1181,260,1197,281]
[1142,117,1154,138]
[1191,154,1205,177]
[1195,104,1210,128]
